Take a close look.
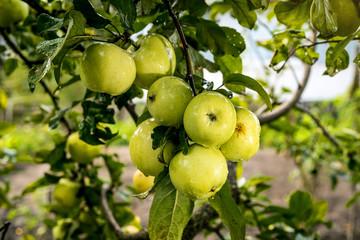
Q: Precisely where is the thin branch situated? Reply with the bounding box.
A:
[101,183,150,240]
[0,28,72,133]
[275,37,360,73]
[163,0,197,96]
[183,203,218,240]
[227,161,240,204]
[294,103,342,149]
[257,31,317,124]
[0,222,10,240]
[206,224,225,240]
[125,101,139,123]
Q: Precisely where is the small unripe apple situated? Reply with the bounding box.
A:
[183,91,236,147]
[67,132,102,164]
[0,0,29,28]
[169,144,228,200]
[132,34,176,89]
[220,107,261,162]
[53,178,81,209]
[132,169,155,193]
[147,76,193,127]
[80,43,136,95]
[129,119,168,176]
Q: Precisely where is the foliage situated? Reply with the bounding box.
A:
[0,0,360,239]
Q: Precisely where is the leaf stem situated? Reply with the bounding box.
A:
[163,0,197,96]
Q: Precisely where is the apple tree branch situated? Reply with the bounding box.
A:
[163,0,197,96]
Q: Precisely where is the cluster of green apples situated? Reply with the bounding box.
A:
[130,89,261,200]
[124,36,261,200]
[80,33,176,95]
[79,32,261,201]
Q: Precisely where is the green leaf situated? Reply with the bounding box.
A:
[74,0,111,28]
[37,14,64,34]
[174,0,208,16]
[196,19,227,55]
[0,121,16,136]
[4,58,18,76]
[295,47,319,65]
[209,2,232,21]
[224,74,272,109]
[222,27,246,57]
[308,200,328,224]
[289,190,313,222]
[215,54,242,78]
[346,192,360,207]
[310,0,337,37]
[109,0,136,31]
[226,0,257,29]
[136,109,152,126]
[248,0,269,10]
[48,101,80,129]
[151,126,169,150]
[324,47,349,77]
[209,181,245,240]
[274,0,312,27]
[149,175,194,240]
[29,11,86,91]
[22,173,61,195]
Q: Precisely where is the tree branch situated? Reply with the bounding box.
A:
[101,183,150,240]
[163,0,197,96]
[125,101,138,123]
[0,28,72,133]
[0,222,10,240]
[257,31,317,124]
[294,103,342,149]
[275,37,360,73]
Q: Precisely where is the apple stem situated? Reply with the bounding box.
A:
[163,0,197,96]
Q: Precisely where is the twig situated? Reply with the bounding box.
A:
[275,37,360,73]
[206,223,225,240]
[257,31,317,124]
[125,101,138,123]
[0,222,10,240]
[183,203,218,240]
[294,103,341,149]
[163,0,197,96]
[101,183,150,240]
[0,28,72,133]
[227,161,240,204]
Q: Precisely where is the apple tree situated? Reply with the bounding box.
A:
[1,0,360,239]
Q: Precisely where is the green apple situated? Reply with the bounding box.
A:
[67,132,102,164]
[53,178,82,209]
[311,0,360,37]
[147,76,193,127]
[183,91,236,147]
[169,144,228,200]
[53,218,73,240]
[220,107,261,162]
[330,0,360,36]
[0,0,29,28]
[132,34,176,89]
[129,119,167,176]
[132,169,155,193]
[80,43,136,96]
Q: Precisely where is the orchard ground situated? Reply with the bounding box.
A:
[1,147,359,240]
